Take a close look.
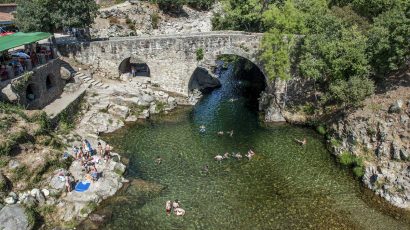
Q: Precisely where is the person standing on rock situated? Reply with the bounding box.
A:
[131,66,136,77]
[104,143,111,161]
[97,142,103,156]
[65,176,72,193]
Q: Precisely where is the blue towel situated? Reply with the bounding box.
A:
[75,181,91,192]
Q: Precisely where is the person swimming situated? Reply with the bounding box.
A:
[295,138,307,146]
[199,125,206,133]
[165,200,172,216]
[155,156,162,165]
[202,165,209,174]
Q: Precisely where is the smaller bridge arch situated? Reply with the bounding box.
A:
[118,57,151,77]
[46,73,56,90]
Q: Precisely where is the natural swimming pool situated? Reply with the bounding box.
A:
[86,64,410,230]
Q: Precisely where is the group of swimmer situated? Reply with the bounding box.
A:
[199,125,234,137]
[214,149,256,162]
[165,199,185,216]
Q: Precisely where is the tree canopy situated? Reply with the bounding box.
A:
[14,0,99,34]
[213,0,410,108]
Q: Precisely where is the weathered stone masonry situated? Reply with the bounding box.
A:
[58,31,295,122]
[0,58,70,109]
[58,31,264,95]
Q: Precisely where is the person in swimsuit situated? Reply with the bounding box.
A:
[165,200,172,216]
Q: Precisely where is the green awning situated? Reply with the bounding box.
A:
[0,32,52,52]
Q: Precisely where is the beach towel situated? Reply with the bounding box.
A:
[75,181,91,192]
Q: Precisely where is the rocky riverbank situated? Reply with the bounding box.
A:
[0,71,186,229]
[327,73,410,210]
[277,71,410,210]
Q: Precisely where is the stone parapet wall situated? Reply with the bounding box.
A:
[1,58,67,109]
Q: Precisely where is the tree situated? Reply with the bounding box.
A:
[212,0,279,32]
[149,0,186,13]
[15,0,98,39]
[367,4,410,77]
[327,76,374,108]
[187,0,216,10]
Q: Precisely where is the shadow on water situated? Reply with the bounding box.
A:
[80,57,410,230]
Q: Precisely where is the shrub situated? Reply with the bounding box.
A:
[327,76,375,108]
[196,48,204,61]
[353,166,364,178]
[316,125,326,136]
[339,151,365,178]
[151,12,160,29]
[12,165,29,181]
[151,0,185,13]
[187,0,215,10]
[109,17,119,24]
[0,102,28,120]
[339,151,355,165]
[330,138,341,148]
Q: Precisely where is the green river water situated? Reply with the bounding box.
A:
[90,63,410,230]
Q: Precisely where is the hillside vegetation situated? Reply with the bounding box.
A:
[213,0,409,110]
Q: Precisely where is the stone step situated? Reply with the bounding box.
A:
[75,72,84,76]
[89,80,97,85]
[84,78,93,83]
[95,82,103,87]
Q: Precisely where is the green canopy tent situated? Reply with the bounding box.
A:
[0,32,52,52]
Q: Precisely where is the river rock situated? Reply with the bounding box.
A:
[388,100,403,113]
[1,84,19,103]
[89,213,106,223]
[391,142,401,160]
[46,196,56,206]
[49,175,66,191]
[8,160,21,170]
[34,190,46,205]
[400,114,409,124]
[141,94,155,104]
[0,204,33,230]
[108,104,129,119]
[400,148,409,161]
[4,196,16,204]
[22,195,37,208]
[41,189,50,197]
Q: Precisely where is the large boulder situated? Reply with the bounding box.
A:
[60,66,73,80]
[188,67,221,93]
[0,204,34,230]
[0,84,19,103]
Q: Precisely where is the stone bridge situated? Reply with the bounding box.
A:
[58,31,266,95]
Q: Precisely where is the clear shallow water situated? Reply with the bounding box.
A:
[96,65,410,230]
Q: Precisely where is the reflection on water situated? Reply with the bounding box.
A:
[94,63,410,230]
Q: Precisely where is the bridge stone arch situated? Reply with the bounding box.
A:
[59,31,266,96]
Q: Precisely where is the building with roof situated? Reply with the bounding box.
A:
[0,3,17,13]
[0,3,16,26]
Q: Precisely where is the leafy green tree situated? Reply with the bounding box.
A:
[149,0,186,13]
[187,0,216,10]
[15,0,98,38]
[367,5,410,77]
[327,76,374,108]
[212,0,279,32]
